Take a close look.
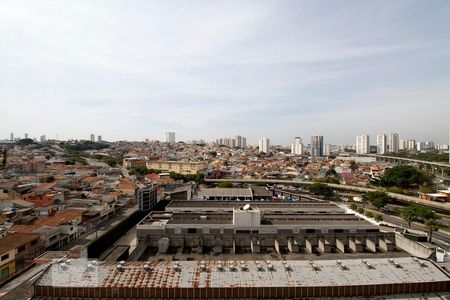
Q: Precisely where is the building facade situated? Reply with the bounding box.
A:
[258,137,270,154]
[291,137,304,155]
[376,134,387,154]
[356,135,370,154]
[164,132,176,144]
[388,133,399,153]
[311,135,323,157]
[146,161,206,175]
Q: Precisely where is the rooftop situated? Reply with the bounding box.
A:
[36,257,450,289]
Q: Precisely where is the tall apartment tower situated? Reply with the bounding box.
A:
[356,134,370,154]
[235,135,243,148]
[242,137,247,148]
[90,134,95,142]
[311,135,324,157]
[164,132,176,144]
[388,133,399,153]
[9,133,13,141]
[40,135,46,142]
[377,134,387,154]
[258,137,270,154]
[97,135,102,142]
[407,140,416,150]
[24,133,29,139]
[291,137,304,155]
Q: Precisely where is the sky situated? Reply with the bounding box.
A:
[1,0,450,145]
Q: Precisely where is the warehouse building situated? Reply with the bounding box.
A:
[32,257,450,299]
[136,202,395,255]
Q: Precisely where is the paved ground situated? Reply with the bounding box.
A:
[0,264,49,300]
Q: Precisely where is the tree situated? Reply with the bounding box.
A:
[415,206,437,221]
[365,211,374,218]
[374,214,383,222]
[401,205,419,228]
[356,207,364,214]
[307,182,334,199]
[349,203,358,210]
[2,149,6,167]
[363,191,389,210]
[424,219,440,242]
[381,165,433,189]
[218,181,233,188]
[209,151,217,157]
[349,160,357,171]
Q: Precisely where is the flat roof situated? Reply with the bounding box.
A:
[199,188,253,197]
[37,257,450,288]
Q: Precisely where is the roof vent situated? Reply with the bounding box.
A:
[116,264,124,272]
[309,260,319,271]
[283,261,291,271]
[336,260,347,270]
[412,257,426,267]
[388,258,401,268]
[229,261,236,271]
[217,263,224,271]
[200,262,208,272]
[143,264,152,272]
[266,261,274,271]
[361,259,373,269]
[243,204,251,211]
[256,261,263,271]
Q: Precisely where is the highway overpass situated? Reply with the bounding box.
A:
[204,179,450,213]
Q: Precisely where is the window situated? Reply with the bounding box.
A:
[31,240,38,246]
[17,245,26,253]
[1,254,9,261]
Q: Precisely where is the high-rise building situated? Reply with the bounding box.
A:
[258,137,270,154]
[399,140,407,150]
[24,133,29,139]
[291,137,304,155]
[97,135,102,142]
[376,134,387,154]
[323,144,331,156]
[9,132,13,141]
[90,134,95,142]
[242,137,247,148]
[388,133,399,153]
[136,184,159,211]
[164,132,176,144]
[235,135,243,148]
[40,135,46,142]
[311,135,324,157]
[407,139,416,151]
[356,134,370,154]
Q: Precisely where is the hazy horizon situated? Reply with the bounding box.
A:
[1,0,450,145]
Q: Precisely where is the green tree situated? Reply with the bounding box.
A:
[415,206,437,221]
[209,151,217,157]
[363,191,389,210]
[401,205,419,228]
[349,160,357,171]
[356,207,364,214]
[424,219,440,242]
[2,149,6,167]
[374,214,383,222]
[307,182,334,199]
[365,211,374,218]
[218,181,233,188]
[381,165,433,189]
[349,203,357,210]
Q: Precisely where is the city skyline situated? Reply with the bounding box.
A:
[1,1,450,143]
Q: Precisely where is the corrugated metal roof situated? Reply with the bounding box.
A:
[37,257,450,289]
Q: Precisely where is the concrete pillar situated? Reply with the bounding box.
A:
[305,238,314,253]
[251,238,260,253]
[318,239,331,253]
[213,245,222,254]
[379,239,394,252]
[366,238,377,253]
[274,239,281,254]
[196,246,203,254]
[157,237,169,254]
[336,239,346,253]
[287,238,299,253]
[349,238,363,252]
[232,239,236,254]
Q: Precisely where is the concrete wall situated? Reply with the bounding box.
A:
[394,232,435,259]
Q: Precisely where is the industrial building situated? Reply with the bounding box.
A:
[197,187,272,201]
[136,201,395,255]
[136,184,159,211]
[32,257,450,299]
